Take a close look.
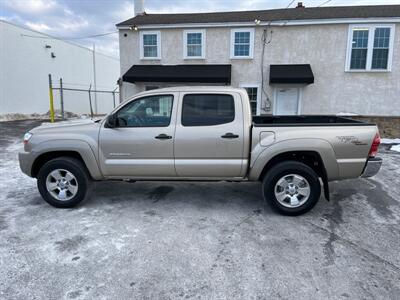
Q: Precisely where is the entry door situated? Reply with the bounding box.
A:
[275,87,300,115]
[99,93,177,177]
[174,92,245,178]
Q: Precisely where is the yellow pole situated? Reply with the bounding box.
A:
[48,74,55,123]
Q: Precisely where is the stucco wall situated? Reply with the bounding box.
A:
[119,23,400,116]
[0,21,120,116]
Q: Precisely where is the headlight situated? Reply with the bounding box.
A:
[23,132,33,144]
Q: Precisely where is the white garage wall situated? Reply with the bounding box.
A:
[0,20,120,116]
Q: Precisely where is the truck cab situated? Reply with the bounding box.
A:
[99,87,251,179]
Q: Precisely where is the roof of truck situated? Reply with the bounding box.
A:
[134,86,246,96]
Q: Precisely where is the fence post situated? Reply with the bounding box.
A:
[88,84,94,118]
[112,87,117,108]
[59,78,64,120]
[48,74,55,123]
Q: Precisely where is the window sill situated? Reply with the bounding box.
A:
[230,56,253,60]
[140,57,161,60]
[345,69,391,73]
[183,57,205,60]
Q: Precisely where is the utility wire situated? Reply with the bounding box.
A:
[21,30,118,41]
[318,0,333,7]
[285,0,296,8]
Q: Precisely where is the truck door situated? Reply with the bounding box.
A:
[174,92,245,178]
[98,93,177,177]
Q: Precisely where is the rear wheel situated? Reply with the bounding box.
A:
[37,157,91,208]
[262,161,321,216]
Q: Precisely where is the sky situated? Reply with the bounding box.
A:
[1,0,399,58]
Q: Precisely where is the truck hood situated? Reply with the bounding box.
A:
[30,118,101,134]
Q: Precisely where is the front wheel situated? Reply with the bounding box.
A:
[262,161,321,216]
[37,157,91,208]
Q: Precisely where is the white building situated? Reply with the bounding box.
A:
[0,20,120,116]
[117,3,400,117]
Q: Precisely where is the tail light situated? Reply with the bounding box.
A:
[368,133,380,158]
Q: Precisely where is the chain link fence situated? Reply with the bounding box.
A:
[50,75,120,120]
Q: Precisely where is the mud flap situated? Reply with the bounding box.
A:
[321,166,330,201]
[323,176,330,201]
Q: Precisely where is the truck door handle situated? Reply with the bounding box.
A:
[155,134,172,140]
[221,133,239,139]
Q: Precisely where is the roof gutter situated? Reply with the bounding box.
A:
[116,17,400,30]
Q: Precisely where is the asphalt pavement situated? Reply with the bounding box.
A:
[1,120,399,299]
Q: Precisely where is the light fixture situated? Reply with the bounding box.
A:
[130,25,138,31]
[254,19,261,25]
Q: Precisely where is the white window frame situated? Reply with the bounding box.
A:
[183,29,206,59]
[345,24,395,72]
[140,31,161,60]
[240,84,261,115]
[230,28,254,59]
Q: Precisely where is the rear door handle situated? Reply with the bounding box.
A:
[221,133,239,139]
[155,134,172,140]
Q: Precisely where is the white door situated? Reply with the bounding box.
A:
[275,87,300,115]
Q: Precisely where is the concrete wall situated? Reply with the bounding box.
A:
[119,22,400,116]
[0,21,120,116]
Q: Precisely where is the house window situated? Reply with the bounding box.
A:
[184,30,205,59]
[372,28,391,69]
[140,31,161,59]
[243,87,258,115]
[350,29,369,69]
[346,24,395,71]
[231,28,254,59]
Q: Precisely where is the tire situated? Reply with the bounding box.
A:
[262,161,321,216]
[37,157,91,208]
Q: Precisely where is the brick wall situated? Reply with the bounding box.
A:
[350,116,400,138]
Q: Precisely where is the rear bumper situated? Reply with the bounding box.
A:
[361,157,382,178]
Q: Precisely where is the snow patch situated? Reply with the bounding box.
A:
[0,110,84,122]
[391,145,400,153]
[381,138,400,144]
[336,112,359,116]
[0,140,36,202]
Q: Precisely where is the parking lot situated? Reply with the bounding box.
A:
[1,119,399,299]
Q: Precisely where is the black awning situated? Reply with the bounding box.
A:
[269,64,314,84]
[122,64,231,84]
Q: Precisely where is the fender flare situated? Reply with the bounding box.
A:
[248,138,339,182]
[31,139,103,180]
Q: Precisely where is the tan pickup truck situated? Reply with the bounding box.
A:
[19,87,382,215]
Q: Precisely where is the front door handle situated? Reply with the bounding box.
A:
[221,133,239,139]
[155,134,172,140]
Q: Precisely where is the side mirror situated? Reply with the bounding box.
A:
[105,114,116,128]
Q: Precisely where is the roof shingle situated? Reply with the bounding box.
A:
[116,5,400,27]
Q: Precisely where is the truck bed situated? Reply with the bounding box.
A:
[252,115,373,127]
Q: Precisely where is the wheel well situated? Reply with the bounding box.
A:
[31,151,86,178]
[259,151,327,181]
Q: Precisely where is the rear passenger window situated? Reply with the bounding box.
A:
[182,94,235,126]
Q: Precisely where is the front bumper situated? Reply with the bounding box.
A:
[361,157,382,178]
[19,152,34,177]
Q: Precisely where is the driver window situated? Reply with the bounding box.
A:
[116,95,173,127]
